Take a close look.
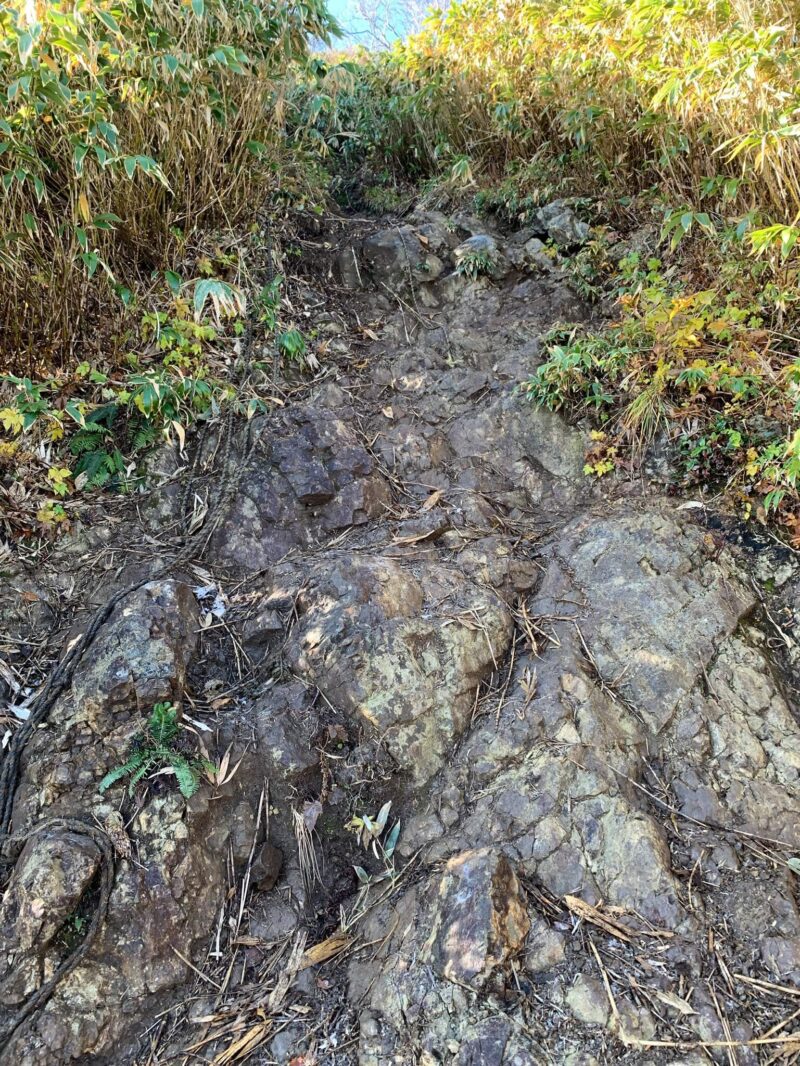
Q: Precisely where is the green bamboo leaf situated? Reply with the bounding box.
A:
[17,31,33,65]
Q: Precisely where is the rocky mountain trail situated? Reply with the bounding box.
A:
[1,204,800,1064]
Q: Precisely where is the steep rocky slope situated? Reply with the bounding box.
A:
[1,206,799,1065]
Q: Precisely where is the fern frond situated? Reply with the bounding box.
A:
[128,755,157,791]
[98,751,145,792]
[149,703,180,744]
[172,757,200,798]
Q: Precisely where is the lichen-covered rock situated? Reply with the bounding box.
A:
[286,554,513,783]
[2,784,259,1064]
[0,829,100,1004]
[1,580,262,1064]
[71,579,199,733]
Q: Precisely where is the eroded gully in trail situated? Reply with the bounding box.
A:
[1,204,800,1065]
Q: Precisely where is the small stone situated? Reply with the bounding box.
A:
[252,842,283,892]
[360,1012,380,1038]
[454,1016,511,1064]
[561,1054,600,1066]
[241,606,284,649]
[269,1023,306,1063]
[427,848,530,988]
[612,1000,657,1041]
[565,974,610,1026]
[250,897,300,941]
[336,246,362,289]
[524,917,565,974]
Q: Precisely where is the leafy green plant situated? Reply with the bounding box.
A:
[98,702,211,799]
[564,235,614,301]
[277,328,307,363]
[455,248,494,280]
[1,0,338,369]
[346,800,402,887]
[523,252,800,540]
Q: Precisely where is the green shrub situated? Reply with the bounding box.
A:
[0,0,338,369]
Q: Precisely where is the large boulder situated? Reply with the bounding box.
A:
[360,225,445,292]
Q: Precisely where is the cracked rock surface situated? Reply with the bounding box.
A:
[1,206,799,1065]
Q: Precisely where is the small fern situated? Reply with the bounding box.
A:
[77,449,125,488]
[99,702,210,800]
[130,419,157,453]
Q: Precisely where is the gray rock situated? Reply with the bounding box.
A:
[565,974,609,1026]
[524,917,566,974]
[535,201,590,247]
[286,554,513,783]
[523,236,559,271]
[213,403,390,570]
[336,245,363,289]
[361,225,424,290]
[409,209,461,256]
[452,234,509,277]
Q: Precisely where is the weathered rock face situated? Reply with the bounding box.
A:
[213,400,389,570]
[12,580,200,831]
[0,829,101,1005]
[344,502,800,1061]
[71,580,199,734]
[533,507,756,731]
[286,554,513,783]
[1,580,261,1063]
[531,506,800,850]
[5,207,800,1066]
[668,632,800,843]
